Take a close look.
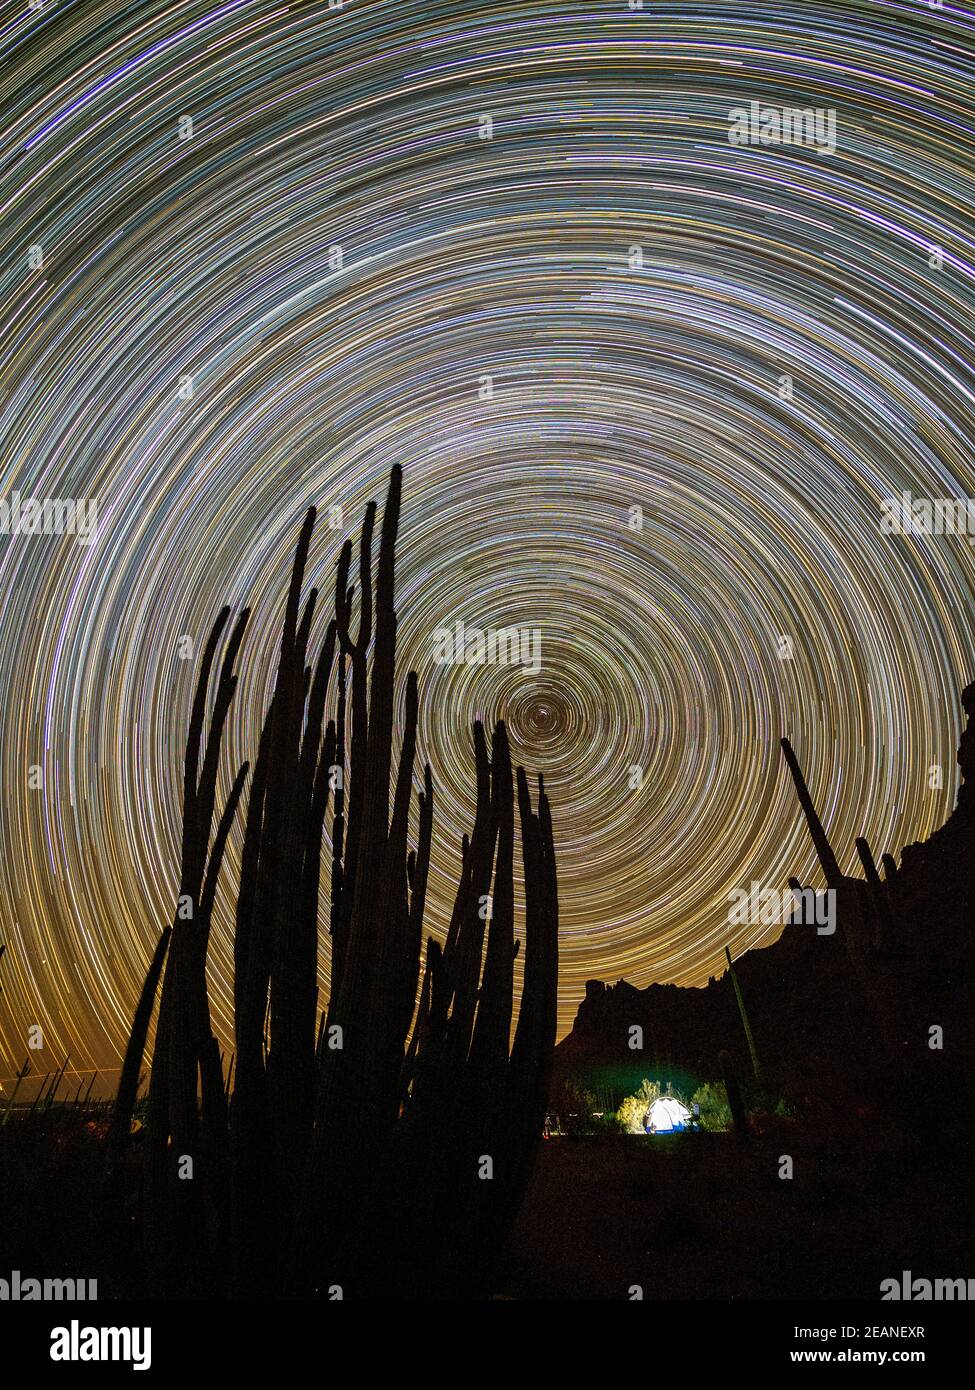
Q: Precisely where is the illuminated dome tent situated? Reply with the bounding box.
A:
[647,1096,691,1134]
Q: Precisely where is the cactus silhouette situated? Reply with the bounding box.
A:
[778,728,969,1137]
[108,467,559,1300]
[724,944,760,1081]
[719,1048,748,1149]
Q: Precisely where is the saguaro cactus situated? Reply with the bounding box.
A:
[719,1048,749,1149]
[724,945,761,1081]
[780,737,843,889]
[855,835,896,953]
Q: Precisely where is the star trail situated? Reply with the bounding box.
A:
[1,0,975,1090]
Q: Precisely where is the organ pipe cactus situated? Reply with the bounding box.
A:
[105,925,171,1177]
[111,466,559,1302]
[143,604,250,1296]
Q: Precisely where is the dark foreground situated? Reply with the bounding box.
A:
[497,1128,975,1301]
[3,1115,972,1301]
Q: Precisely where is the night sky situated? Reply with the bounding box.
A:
[1,0,974,1093]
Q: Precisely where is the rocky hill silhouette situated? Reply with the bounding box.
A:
[555,683,975,1124]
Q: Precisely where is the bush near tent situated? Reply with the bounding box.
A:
[690,1081,732,1132]
[617,1079,662,1133]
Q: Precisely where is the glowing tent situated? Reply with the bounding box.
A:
[647,1096,691,1134]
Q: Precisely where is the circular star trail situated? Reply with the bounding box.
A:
[2,0,975,1089]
